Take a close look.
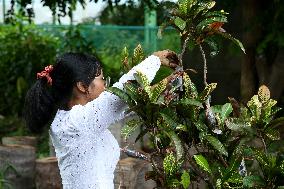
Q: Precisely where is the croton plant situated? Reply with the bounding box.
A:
[107,0,284,188]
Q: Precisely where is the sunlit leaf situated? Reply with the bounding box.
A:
[181,171,191,189]
[174,17,186,30]
[150,78,167,102]
[220,103,233,122]
[193,154,211,173]
[199,83,217,101]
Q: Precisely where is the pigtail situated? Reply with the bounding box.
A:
[24,52,103,133]
[24,79,55,134]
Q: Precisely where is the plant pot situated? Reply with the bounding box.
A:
[2,136,37,148]
[114,157,156,189]
[35,157,62,189]
[0,144,36,189]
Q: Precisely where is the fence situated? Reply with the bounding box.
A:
[36,24,181,54]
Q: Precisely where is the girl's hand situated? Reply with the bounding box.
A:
[153,50,180,69]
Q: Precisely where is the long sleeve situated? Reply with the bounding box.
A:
[79,55,161,134]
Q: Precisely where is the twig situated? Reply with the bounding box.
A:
[192,139,201,154]
[198,44,207,86]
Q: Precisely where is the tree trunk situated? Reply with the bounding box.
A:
[2,136,37,148]
[267,50,284,100]
[0,144,36,189]
[35,157,62,189]
[241,0,263,103]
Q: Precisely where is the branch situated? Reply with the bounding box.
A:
[179,36,190,67]
[260,134,267,154]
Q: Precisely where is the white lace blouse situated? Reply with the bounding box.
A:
[49,55,161,189]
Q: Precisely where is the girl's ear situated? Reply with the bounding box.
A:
[76,82,87,93]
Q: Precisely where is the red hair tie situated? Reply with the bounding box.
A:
[37,65,54,85]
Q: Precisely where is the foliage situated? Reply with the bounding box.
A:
[107,1,284,188]
[159,0,245,62]
[98,1,176,26]
[7,0,158,22]
[109,46,284,188]
[0,24,59,116]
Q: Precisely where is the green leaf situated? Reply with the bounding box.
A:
[150,78,167,102]
[269,117,284,129]
[222,156,242,182]
[243,175,265,188]
[174,98,203,108]
[221,103,233,122]
[227,173,243,184]
[199,83,217,101]
[132,44,144,67]
[193,154,212,173]
[205,37,220,57]
[194,121,208,132]
[197,16,227,32]
[205,10,228,18]
[183,73,198,99]
[174,17,186,30]
[200,1,216,10]
[178,0,188,15]
[163,152,179,177]
[133,71,151,98]
[218,32,245,53]
[225,118,252,132]
[265,127,280,141]
[166,131,184,160]
[204,135,228,156]
[253,150,269,167]
[181,171,191,189]
[161,112,179,129]
[123,82,138,102]
[270,107,282,116]
[106,87,131,104]
[121,119,142,140]
[121,46,130,72]
[121,46,129,58]
[176,124,188,132]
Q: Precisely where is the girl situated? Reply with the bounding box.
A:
[24,51,179,189]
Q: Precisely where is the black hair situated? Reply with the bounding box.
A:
[24,52,102,133]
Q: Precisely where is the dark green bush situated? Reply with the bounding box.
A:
[0,24,59,116]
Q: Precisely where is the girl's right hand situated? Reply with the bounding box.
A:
[152,50,180,69]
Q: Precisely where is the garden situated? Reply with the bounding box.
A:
[0,0,284,188]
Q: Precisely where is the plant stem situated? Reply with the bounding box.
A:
[179,36,190,67]
[219,155,229,168]
[260,134,267,154]
[198,44,208,86]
